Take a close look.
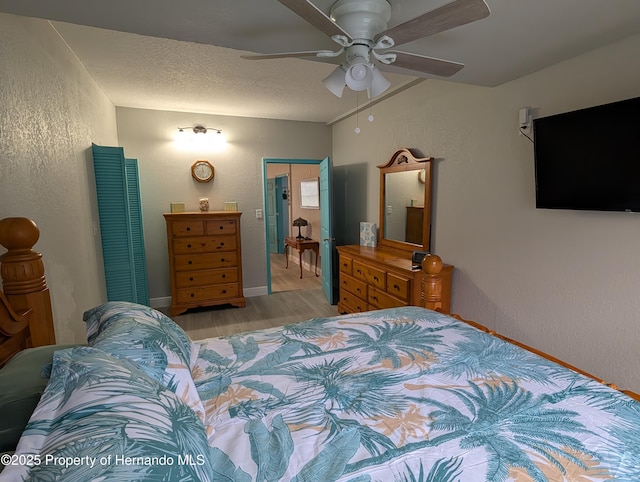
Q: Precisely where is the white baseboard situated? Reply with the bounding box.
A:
[244,286,268,297]
[150,296,171,309]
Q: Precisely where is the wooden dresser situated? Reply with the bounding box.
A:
[164,212,245,316]
[337,245,452,314]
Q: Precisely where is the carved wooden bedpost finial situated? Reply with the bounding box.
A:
[0,217,46,293]
[0,217,55,346]
[421,254,444,311]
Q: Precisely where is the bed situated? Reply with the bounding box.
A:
[1,217,639,481]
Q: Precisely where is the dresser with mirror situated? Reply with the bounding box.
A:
[337,148,453,314]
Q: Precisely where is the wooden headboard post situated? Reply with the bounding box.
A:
[0,217,56,347]
[420,254,444,312]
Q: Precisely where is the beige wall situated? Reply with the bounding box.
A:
[3,11,640,393]
[332,33,640,392]
[0,13,331,341]
[115,108,331,304]
[0,14,118,343]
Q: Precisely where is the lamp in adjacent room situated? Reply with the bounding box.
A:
[292,217,308,239]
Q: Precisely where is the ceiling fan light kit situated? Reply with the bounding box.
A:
[245,0,490,99]
[345,58,373,91]
[322,65,347,97]
[367,64,391,98]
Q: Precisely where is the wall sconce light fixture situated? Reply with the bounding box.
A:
[175,125,226,151]
[178,125,222,135]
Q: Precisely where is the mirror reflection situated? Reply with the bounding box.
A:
[384,170,425,245]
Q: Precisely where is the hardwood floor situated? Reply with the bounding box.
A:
[165,252,337,340]
[270,251,322,292]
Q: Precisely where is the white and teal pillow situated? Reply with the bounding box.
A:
[1,347,215,481]
[83,302,212,439]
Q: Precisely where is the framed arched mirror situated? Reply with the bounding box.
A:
[378,148,433,254]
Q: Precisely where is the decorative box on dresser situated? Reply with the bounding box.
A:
[337,245,453,314]
[164,212,245,316]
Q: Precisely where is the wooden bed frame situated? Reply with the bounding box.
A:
[0,216,638,401]
[0,217,56,366]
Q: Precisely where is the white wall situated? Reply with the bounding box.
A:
[115,108,331,304]
[0,14,118,343]
[332,33,640,392]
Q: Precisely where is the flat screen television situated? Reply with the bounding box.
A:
[533,96,640,212]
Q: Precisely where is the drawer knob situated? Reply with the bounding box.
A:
[187,244,192,248]
[222,289,227,294]
[221,258,225,262]
[190,293,195,298]
[373,276,379,282]
[189,277,194,281]
[393,284,399,290]
[188,260,193,265]
[372,296,378,302]
[219,226,224,230]
[222,274,226,278]
[186,227,191,231]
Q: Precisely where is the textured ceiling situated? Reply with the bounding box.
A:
[1,0,640,123]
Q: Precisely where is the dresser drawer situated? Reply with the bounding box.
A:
[175,268,238,288]
[340,273,367,300]
[339,289,368,313]
[175,283,239,304]
[368,286,408,309]
[339,256,353,275]
[387,273,410,301]
[206,219,237,235]
[174,252,238,271]
[173,236,237,254]
[353,261,386,290]
[171,221,205,237]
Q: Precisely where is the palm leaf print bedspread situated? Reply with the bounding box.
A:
[192,306,640,481]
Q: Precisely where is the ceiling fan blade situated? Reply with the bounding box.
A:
[278,0,352,41]
[241,51,328,60]
[377,0,490,47]
[388,51,464,77]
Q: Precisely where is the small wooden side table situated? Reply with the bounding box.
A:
[285,236,319,279]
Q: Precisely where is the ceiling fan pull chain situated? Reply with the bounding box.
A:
[354,91,361,134]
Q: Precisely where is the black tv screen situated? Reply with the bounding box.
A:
[533,96,640,212]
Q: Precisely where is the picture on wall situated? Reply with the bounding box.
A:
[300,177,320,209]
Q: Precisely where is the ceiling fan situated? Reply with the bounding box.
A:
[242,0,490,99]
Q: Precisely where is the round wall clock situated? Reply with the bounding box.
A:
[191,160,214,183]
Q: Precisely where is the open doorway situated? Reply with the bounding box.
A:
[263,157,335,304]
[265,162,322,293]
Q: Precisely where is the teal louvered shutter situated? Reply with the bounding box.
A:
[91,144,149,305]
[125,157,150,306]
